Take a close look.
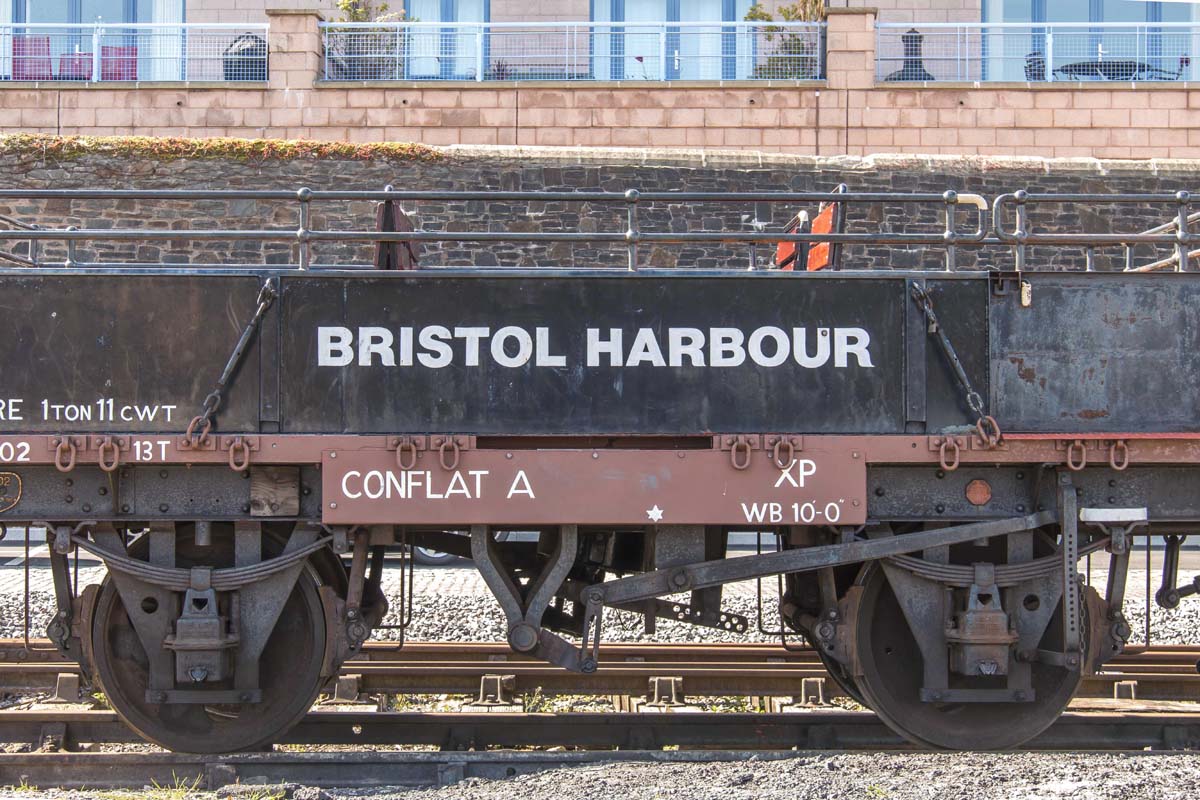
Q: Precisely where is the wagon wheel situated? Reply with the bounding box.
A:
[90,524,329,753]
[812,644,868,708]
[851,562,1090,750]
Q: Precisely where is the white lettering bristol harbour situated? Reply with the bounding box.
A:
[316,326,874,369]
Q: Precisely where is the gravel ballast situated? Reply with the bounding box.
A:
[10,752,1200,800]
[335,753,1200,800]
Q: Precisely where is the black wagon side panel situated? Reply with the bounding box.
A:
[278,275,911,435]
[990,273,1200,433]
[0,275,263,434]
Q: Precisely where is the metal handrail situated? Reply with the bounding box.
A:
[876,21,1200,30]
[3,187,1199,274]
[993,191,1200,272]
[322,21,825,30]
[0,213,36,231]
[0,187,989,272]
[1,22,268,29]
[0,213,39,267]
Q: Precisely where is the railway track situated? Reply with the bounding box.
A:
[1,639,1198,788]
[0,709,1198,789]
[1,639,1198,702]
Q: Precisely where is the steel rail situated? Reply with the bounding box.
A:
[0,709,1197,788]
[0,640,1197,700]
[0,229,986,245]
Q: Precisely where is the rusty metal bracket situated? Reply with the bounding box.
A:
[1059,473,1082,665]
[87,436,128,473]
[1106,440,1130,471]
[718,435,760,471]
[221,435,260,472]
[989,271,1022,297]
[928,435,968,470]
[387,436,427,470]
[47,436,84,473]
[472,525,587,672]
[430,435,471,471]
[178,428,219,452]
[764,435,803,468]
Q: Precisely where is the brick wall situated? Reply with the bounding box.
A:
[1,142,1193,272]
[3,7,1200,159]
[187,0,338,24]
[860,0,980,24]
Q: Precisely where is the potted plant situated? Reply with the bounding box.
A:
[745,1,825,80]
[326,0,414,81]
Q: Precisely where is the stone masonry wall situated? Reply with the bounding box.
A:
[1,140,1196,273]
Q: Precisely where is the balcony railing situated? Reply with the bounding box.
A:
[877,22,1198,83]
[321,20,824,82]
[0,23,268,82]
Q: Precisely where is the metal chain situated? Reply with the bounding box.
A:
[184,279,277,446]
[910,282,1003,448]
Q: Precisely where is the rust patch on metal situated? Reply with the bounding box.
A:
[1009,357,1037,384]
[0,472,21,513]
[1007,357,1046,389]
[964,479,992,507]
[1078,409,1111,420]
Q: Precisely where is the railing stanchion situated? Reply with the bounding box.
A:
[476,25,484,81]
[1176,191,1191,273]
[943,190,957,272]
[297,188,313,271]
[659,29,667,80]
[65,227,78,268]
[1013,190,1029,273]
[1046,30,1054,81]
[92,26,102,82]
[625,189,640,273]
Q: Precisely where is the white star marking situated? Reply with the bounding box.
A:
[646,505,664,522]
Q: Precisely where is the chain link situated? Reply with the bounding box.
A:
[910,282,1004,448]
[184,279,277,447]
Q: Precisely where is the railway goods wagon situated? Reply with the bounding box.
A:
[0,186,1198,753]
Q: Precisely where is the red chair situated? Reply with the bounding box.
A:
[58,53,93,81]
[13,35,52,81]
[101,44,137,80]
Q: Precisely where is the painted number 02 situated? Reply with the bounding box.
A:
[0,442,30,463]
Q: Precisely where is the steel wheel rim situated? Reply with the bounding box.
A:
[90,525,328,753]
[853,563,1083,751]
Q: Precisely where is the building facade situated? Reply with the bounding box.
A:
[3,2,1200,159]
